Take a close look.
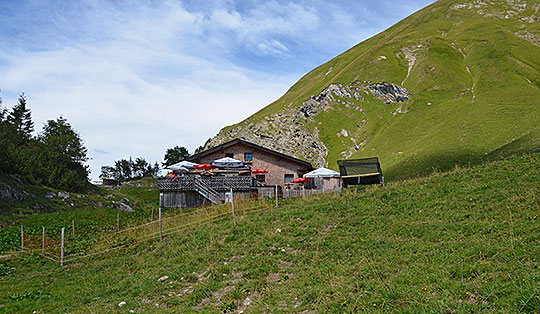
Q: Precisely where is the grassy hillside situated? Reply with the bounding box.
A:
[0,177,164,253]
[1,153,538,313]
[206,0,540,180]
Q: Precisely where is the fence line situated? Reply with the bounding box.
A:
[6,189,336,266]
[62,208,257,263]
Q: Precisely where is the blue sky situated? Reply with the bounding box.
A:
[0,0,435,180]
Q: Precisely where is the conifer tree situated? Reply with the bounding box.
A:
[7,93,34,142]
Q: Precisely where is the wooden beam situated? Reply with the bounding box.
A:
[341,172,381,179]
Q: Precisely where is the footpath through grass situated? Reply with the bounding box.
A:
[0,153,539,313]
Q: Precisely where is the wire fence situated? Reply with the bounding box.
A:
[10,189,340,266]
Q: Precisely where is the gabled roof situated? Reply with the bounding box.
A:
[187,139,313,169]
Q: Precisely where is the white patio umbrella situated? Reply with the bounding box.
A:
[168,160,198,170]
[304,167,341,178]
[212,157,244,168]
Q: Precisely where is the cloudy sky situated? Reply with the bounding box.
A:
[0,0,435,180]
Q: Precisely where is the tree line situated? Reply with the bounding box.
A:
[99,145,191,181]
[0,94,89,192]
[1,92,195,189]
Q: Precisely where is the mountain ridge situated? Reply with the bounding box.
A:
[201,0,540,180]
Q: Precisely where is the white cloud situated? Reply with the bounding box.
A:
[0,0,436,180]
[256,39,290,57]
[209,9,243,30]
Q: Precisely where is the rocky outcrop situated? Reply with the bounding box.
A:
[112,201,135,212]
[449,0,529,20]
[0,176,33,202]
[0,184,30,202]
[515,31,540,47]
[368,82,411,104]
[296,83,364,119]
[204,81,410,167]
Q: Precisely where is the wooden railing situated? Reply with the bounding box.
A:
[156,176,253,192]
[194,177,222,204]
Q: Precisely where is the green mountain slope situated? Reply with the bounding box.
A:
[203,0,540,180]
[1,153,538,312]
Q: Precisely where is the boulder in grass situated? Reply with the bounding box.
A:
[112,201,135,212]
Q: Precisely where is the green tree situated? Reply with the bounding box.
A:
[114,159,133,181]
[163,146,189,166]
[100,165,117,180]
[40,117,88,164]
[35,117,89,191]
[7,93,34,143]
[100,157,159,181]
[0,94,89,191]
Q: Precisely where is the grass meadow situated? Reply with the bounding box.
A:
[0,153,538,313]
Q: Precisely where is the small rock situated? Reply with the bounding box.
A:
[276,228,281,233]
[57,192,71,200]
[45,192,56,199]
[118,301,126,307]
[158,275,169,282]
[113,201,135,212]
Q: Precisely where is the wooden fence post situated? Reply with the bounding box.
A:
[42,227,45,256]
[275,185,279,208]
[117,213,120,232]
[20,225,24,252]
[231,188,235,217]
[159,207,162,241]
[72,220,75,237]
[60,228,65,266]
[302,185,305,200]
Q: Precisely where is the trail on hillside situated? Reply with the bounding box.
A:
[401,47,417,86]
[457,46,476,103]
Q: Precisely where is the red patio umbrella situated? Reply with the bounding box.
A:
[291,177,310,183]
[251,169,268,174]
[194,164,214,170]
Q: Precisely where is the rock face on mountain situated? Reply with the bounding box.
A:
[203,82,410,167]
[367,82,411,104]
[203,0,540,180]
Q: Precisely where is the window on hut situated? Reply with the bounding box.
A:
[244,153,253,162]
[284,174,294,183]
[256,174,265,183]
[226,153,234,158]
